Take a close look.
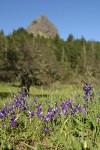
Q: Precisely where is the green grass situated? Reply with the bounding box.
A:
[0,82,82,102]
[0,83,18,106]
[0,82,100,149]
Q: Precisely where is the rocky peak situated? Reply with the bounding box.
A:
[27,15,59,38]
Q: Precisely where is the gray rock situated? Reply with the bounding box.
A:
[27,16,59,38]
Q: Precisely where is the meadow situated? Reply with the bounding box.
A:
[0,82,100,150]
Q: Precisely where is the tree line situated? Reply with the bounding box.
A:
[0,28,100,89]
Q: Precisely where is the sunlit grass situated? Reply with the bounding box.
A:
[0,82,100,149]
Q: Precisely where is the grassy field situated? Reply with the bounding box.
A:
[0,82,100,149]
[0,82,83,104]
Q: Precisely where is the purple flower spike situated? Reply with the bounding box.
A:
[2,124,6,128]
[44,127,49,133]
[34,97,38,103]
[66,99,73,109]
[11,116,17,127]
[36,104,43,119]
[29,110,34,118]
[60,101,67,116]
[76,103,82,112]
[82,104,86,117]
[83,83,93,101]
[0,112,5,119]
[44,107,54,122]
[19,90,28,97]
[71,108,76,116]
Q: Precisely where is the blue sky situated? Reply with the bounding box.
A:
[0,0,100,41]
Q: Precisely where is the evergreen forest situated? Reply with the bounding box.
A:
[0,28,100,88]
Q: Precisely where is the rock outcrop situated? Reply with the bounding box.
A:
[27,16,59,38]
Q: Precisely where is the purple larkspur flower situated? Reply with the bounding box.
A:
[83,83,92,93]
[2,124,6,128]
[36,104,43,119]
[2,104,10,115]
[60,101,67,116]
[53,102,60,116]
[0,112,4,119]
[66,99,73,109]
[76,103,82,112]
[60,99,73,116]
[10,103,15,109]
[13,95,26,110]
[76,103,87,117]
[14,96,18,103]
[16,100,22,108]
[44,107,53,122]
[11,116,17,127]
[34,97,38,103]
[83,93,89,100]
[21,106,27,111]
[81,104,86,117]
[44,127,49,133]
[71,108,77,116]
[9,103,15,115]
[83,83,93,101]
[0,107,8,119]
[29,110,34,118]
[53,106,59,115]
[19,90,28,97]
[90,92,94,102]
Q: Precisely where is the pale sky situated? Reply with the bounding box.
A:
[0,0,100,41]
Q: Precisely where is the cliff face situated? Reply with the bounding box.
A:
[27,16,59,38]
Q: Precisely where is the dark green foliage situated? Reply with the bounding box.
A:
[0,29,100,85]
[31,35,60,85]
[66,33,74,42]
